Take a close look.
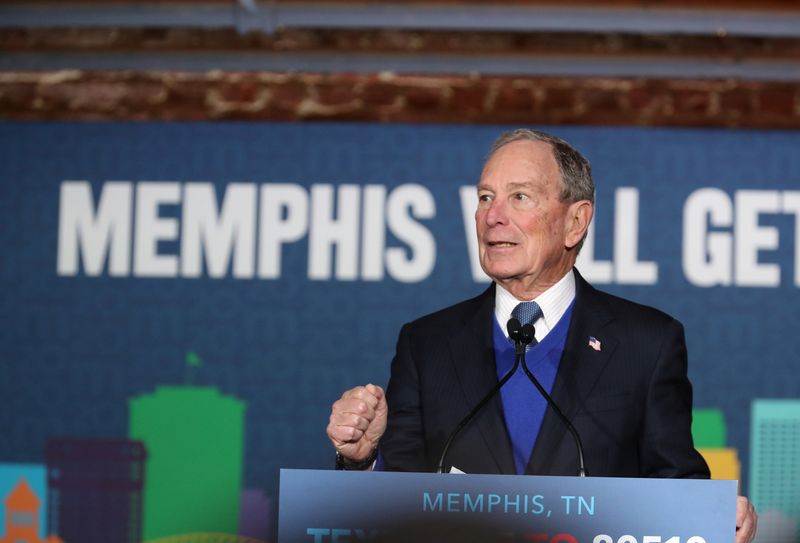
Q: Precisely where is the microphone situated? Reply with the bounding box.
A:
[435,319,525,474]
[506,318,532,355]
[512,319,588,477]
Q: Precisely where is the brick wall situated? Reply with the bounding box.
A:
[2,70,799,128]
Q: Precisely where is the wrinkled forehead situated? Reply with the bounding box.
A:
[478,139,563,188]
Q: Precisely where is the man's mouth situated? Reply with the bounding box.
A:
[487,241,517,248]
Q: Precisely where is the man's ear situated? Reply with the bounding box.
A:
[564,200,593,249]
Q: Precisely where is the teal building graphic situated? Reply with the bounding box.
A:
[0,464,47,540]
[750,399,800,543]
[129,386,246,540]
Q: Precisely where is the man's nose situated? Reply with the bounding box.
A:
[484,198,507,225]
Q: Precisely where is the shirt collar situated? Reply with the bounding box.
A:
[494,269,576,341]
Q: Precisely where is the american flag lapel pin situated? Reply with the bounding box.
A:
[588,336,602,351]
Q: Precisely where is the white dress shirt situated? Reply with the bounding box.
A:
[494,269,576,343]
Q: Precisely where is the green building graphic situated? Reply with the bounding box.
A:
[130,386,246,540]
[692,408,726,448]
[750,399,800,543]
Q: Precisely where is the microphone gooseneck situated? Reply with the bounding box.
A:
[435,319,526,474]
[436,317,588,477]
[517,321,588,477]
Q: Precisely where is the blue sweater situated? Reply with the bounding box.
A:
[493,302,574,474]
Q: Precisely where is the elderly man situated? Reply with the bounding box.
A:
[326,129,757,543]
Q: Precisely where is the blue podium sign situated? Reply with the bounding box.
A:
[279,469,736,543]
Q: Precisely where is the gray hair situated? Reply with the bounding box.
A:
[489,128,595,205]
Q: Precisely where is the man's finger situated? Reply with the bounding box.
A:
[329,412,372,433]
[364,383,385,401]
[735,497,757,543]
[327,423,365,446]
[341,385,380,409]
[332,398,376,421]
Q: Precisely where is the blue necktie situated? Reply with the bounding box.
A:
[511,301,543,343]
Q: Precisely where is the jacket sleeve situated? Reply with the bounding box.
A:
[379,323,429,472]
[639,318,710,479]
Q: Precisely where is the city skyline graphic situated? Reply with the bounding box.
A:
[0,353,268,543]
[2,399,800,541]
[3,399,799,541]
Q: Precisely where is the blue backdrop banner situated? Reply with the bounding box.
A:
[1,121,798,543]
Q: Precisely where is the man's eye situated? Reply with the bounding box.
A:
[513,193,528,200]
[478,194,492,202]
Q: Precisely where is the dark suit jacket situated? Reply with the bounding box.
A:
[380,269,710,478]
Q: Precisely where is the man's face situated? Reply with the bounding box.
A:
[475,139,590,298]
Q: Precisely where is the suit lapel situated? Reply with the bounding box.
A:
[527,269,619,475]
[447,284,515,474]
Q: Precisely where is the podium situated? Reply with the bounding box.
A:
[279,469,736,543]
